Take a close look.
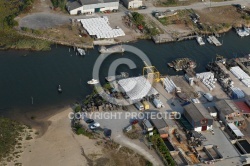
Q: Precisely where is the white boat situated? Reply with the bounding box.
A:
[236,28,249,37]
[77,48,86,56]
[196,36,205,45]
[87,79,99,85]
[99,45,125,54]
[207,37,213,44]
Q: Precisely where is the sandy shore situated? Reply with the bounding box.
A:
[17,107,102,166]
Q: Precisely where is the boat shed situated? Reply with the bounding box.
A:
[66,0,119,15]
[184,103,213,132]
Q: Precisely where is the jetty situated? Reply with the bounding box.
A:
[208,36,222,46]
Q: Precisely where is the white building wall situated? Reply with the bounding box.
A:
[69,6,83,15]
[82,2,119,13]
[128,0,142,8]
[194,127,202,132]
[207,125,213,130]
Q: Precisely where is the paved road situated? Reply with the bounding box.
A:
[18,0,249,29]
[139,0,249,13]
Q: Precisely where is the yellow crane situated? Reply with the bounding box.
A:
[143,61,160,83]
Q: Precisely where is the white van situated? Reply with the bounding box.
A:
[203,93,213,102]
[134,102,144,111]
[153,98,163,108]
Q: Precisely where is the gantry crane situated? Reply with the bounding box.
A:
[143,61,160,83]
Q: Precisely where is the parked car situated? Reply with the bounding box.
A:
[134,102,144,111]
[139,6,147,9]
[203,93,213,102]
[86,119,94,124]
[90,122,100,130]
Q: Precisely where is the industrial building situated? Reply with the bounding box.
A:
[66,0,119,15]
[121,0,142,9]
[183,103,213,132]
[215,100,245,125]
[150,114,168,138]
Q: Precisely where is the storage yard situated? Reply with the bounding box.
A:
[76,53,250,165]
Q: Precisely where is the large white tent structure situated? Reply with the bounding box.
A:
[118,76,158,102]
[79,17,125,39]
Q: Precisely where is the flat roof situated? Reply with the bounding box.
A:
[215,100,240,115]
[150,114,167,130]
[184,103,213,122]
[228,123,244,137]
[234,101,250,114]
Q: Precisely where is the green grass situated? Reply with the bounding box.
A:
[0,117,25,162]
[0,30,51,51]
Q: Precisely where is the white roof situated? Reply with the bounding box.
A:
[228,123,244,137]
[78,17,125,39]
[118,76,158,102]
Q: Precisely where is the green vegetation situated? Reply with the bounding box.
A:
[150,134,175,166]
[51,0,66,10]
[131,12,160,36]
[74,123,94,139]
[0,117,25,162]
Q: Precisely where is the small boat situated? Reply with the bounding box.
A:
[77,48,86,56]
[196,36,205,45]
[58,85,62,93]
[87,79,99,85]
[207,37,213,44]
[167,63,174,68]
[99,45,125,54]
[105,72,129,82]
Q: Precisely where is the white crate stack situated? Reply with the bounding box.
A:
[162,77,177,93]
[230,66,250,87]
[196,72,216,91]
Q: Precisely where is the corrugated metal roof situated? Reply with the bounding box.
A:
[215,100,239,115]
[227,123,244,137]
[80,0,118,5]
[150,114,167,130]
[184,103,213,122]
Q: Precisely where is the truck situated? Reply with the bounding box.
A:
[203,93,213,102]
[142,101,149,110]
[134,102,144,111]
[153,98,163,108]
[142,119,153,132]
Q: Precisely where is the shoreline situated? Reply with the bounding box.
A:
[8,25,246,51]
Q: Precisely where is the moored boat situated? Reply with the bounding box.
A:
[87,79,99,85]
[196,36,205,45]
[77,48,86,56]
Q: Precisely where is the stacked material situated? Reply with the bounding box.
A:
[79,17,125,39]
[162,77,177,93]
[118,76,158,102]
[230,66,250,87]
[230,87,245,99]
[196,72,216,91]
[230,66,250,80]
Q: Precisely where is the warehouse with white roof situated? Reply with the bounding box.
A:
[66,0,119,15]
